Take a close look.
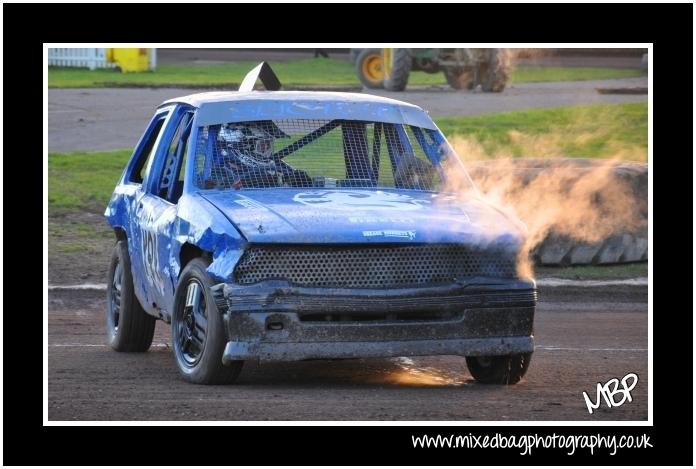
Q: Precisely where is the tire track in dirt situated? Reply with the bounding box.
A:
[47,287,648,421]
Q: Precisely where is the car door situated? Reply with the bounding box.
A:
[135,105,194,316]
[113,106,171,317]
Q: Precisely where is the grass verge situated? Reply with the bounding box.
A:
[436,102,647,161]
[48,59,644,88]
[48,150,130,283]
[49,150,131,213]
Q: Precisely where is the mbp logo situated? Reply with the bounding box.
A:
[582,373,638,415]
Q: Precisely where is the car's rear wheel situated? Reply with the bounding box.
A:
[106,240,156,352]
[466,353,532,385]
[172,258,243,384]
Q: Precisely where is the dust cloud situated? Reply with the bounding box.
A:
[440,140,646,278]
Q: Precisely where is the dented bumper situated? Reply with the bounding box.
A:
[211,279,537,363]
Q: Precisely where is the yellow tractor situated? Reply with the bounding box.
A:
[355,48,509,92]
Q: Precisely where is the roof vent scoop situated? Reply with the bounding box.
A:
[238,62,282,92]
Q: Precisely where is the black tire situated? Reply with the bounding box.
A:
[466,353,532,385]
[479,48,508,92]
[444,66,476,90]
[383,48,411,91]
[106,240,156,352]
[355,48,384,89]
[172,258,243,384]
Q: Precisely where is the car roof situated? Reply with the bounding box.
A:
[160,90,420,109]
[159,91,436,130]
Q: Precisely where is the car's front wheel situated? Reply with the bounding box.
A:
[466,353,532,385]
[106,240,156,352]
[172,258,243,384]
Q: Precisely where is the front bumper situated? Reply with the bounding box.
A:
[211,278,536,363]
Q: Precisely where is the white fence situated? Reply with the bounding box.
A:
[48,48,115,70]
[48,48,157,70]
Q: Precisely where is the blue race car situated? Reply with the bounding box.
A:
[104,64,536,384]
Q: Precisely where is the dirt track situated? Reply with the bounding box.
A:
[48,286,648,421]
[48,77,648,152]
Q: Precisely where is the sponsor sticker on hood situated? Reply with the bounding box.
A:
[363,230,417,240]
[293,190,431,211]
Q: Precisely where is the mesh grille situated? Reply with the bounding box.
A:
[193,119,446,191]
[234,245,517,288]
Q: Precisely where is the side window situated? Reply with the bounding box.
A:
[129,115,167,183]
[156,111,193,203]
[178,139,189,183]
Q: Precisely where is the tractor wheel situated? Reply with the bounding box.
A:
[480,48,509,92]
[349,48,361,65]
[355,48,384,89]
[383,48,411,91]
[444,66,476,90]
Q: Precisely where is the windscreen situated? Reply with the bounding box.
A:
[193,119,473,192]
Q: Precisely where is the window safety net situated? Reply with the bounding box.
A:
[193,119,446,191]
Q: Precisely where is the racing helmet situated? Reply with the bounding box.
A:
[218,123,278,168]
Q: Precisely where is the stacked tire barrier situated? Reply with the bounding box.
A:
[466,158,648,266]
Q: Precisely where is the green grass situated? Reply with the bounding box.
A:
[48,59,644,88]
[433,102,647,161]
[48,149,131,212]
[511,66,642,83]
[535,262,647,280]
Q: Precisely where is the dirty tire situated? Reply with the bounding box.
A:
[383,48,412,91]
[479,48,508,92]
[355,48,384,89]
[172,258,243,384]
[444,67,476,90]
[466,353,532,385]
[106,240,156,352]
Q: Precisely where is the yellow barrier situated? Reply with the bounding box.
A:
[106,48,152,73]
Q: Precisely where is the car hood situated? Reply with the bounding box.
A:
[200,188,525,247]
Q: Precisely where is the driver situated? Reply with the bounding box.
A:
[213,121,312,189]
[215,123,280,189]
